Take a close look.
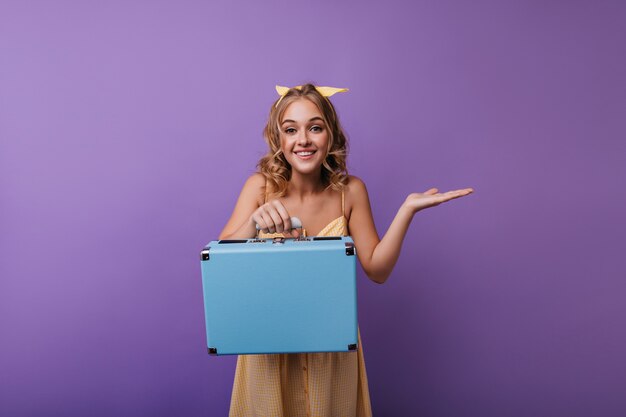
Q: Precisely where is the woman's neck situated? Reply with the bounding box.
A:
[287,170,325,200]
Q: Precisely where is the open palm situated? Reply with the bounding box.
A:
[404,187,474,213]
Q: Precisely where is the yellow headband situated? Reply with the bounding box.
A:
[275,84,349,108]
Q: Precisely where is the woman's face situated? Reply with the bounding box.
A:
[280,98,329,176]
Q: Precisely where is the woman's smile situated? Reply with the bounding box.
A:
[294,149,317,160]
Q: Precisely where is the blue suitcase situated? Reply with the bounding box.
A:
[200,236,358,355]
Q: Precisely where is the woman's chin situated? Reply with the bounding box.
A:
[290,164,321,176]
[285,157,320,173]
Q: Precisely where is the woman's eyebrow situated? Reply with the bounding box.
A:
[281,117,324,125]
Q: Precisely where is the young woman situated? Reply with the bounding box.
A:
[219,83,474,417]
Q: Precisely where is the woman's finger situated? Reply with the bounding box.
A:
[452,188,473,197]
[264,205,284,233]
[253,213,270,233]
[260,210,277,233]
[440,189,472,202]
[271,200,292,231]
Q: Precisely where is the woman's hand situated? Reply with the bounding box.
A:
[403,187,474,214]
[250,199,300,238]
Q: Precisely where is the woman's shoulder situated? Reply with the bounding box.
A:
[343,175,369,217]
[344,174,368,196]
[244,172,266,187]
[241,172,267,206]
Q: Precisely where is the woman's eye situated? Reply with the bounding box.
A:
[284,126,322,134]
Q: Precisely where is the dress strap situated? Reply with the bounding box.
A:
[257,178,268,239]
[341,189,345,217]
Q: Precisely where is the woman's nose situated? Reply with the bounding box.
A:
[296,131,311,145]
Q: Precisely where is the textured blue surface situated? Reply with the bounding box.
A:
[200,237,358,355]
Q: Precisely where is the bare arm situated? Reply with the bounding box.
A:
[347,176,473,284]
[219,174,265,240]
[219,173,300,240]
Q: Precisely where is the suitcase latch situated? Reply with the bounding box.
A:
[272,237,285,245]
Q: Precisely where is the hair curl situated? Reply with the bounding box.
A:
[256,83,349,200]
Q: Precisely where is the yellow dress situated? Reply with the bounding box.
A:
[228,189,373,417]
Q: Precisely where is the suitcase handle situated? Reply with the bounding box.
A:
[255,216,302,231]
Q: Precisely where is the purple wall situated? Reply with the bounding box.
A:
[1,1,625,416]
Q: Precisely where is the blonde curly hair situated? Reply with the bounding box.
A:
[257,83,349,199]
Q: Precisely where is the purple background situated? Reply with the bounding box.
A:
[1,1,625,416]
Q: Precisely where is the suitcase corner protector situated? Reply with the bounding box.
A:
[208,347,218,355]
[348,343,357,351]
[201,248,210,261]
